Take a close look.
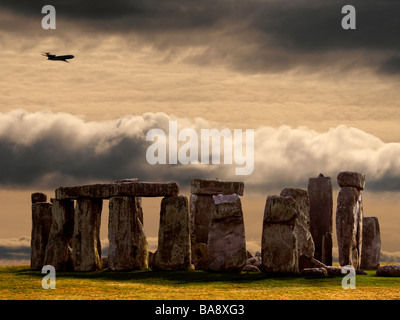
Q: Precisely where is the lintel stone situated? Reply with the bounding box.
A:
[191,179,244,196]
[55,181,179,200]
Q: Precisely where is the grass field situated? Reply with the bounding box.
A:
[1,265,399,300]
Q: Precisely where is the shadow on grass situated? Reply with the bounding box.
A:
[12,266,342,286]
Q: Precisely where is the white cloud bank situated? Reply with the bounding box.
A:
[1,109,400,192]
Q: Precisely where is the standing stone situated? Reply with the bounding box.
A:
[190,194,214,247]
[44,199,75,271]
[280,188,315,270]
[261,195,299,274]
[208,194,246,273]
[154,196,191,270]
[361,217,381,270]
[72,198,103,271]
[191,242,208,270]
[307,174,333,265]
[31,192,47,204]
[108,197,148,271]
[336,187,363,269]
[337,171,366,190]
[322,232,333,266]
[31,200,52,270]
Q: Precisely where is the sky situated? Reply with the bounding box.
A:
[0,0,400,264]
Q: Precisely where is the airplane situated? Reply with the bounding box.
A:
[42,52,74,63]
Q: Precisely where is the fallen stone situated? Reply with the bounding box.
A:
[31,192,47,203]
[307,174,333,264]
[356,269,367,275]
[255,251,261,257]
[208,194,246,273]
[242,265,261,272]
[55,181,179,200]
[302,267,327,276]
[310,258,327,268]
[246,250,253,259]
[336,187,363,269]
[361,217,381,270]
[31,202,52,270]
[191,243,208,270]
[44,199,75,271]
[154,196,191,271]
[108,197,148,271]
[376,265,400,277]
[191,179,244,196]
[337,171,366,190]
[247,257,257,265]
[190,194,214,246]
[325,266,343,276]
[72,198,103,271]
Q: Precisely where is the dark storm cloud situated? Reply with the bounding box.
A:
[1,0,399,74]
[0,110,229,190]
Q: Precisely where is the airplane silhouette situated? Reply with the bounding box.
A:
[42,52,74,63]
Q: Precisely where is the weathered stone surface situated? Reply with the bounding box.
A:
[307,174,333,265]
[310,258,343,275]
[361,217,381,270]
[102,256,109,269]
[148,251,156,268]
[208,194,246,273]
[72,198,103,271]
[44,199,75,271]
[191,243,208,270]
[242,265,261,272]
[190,194,214,247]
[31,192,47,203]
[114,178,140,184]
[337,171,366,190]
[31,202,52,270]
[336,187,363,269]
[108,197,148,271]
[302,267,327,276]
[246,250,253,259]
[262,193,315,273]
[191,179,244,196]
[154,196,191,270]
[322,232,333,266]
[55,181,179,200]
[325,266,343,276]
[261,196,298,274]
[376,265,400,277]
[280,188,315,270]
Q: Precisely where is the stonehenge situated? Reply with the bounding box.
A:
[261,189,314,274]
[30,194,52,270]
[207,194,246,272]
[30,171,382,275]
[153,196,191,270]
[189,179,245,271]
[307,174,333,265]
[336,171,364,269]
[108,197,148,271]
[360,217,381,270]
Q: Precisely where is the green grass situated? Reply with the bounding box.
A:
[1,265,399,300]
